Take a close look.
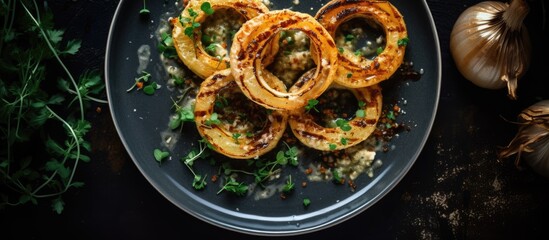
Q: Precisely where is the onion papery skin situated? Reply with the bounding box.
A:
[230,9,339,111]
[521,125,549,178]
[172,0,269,79]
[194,69,288,159]
[314,0,408,88]
[449,0,531,99]
[289,82,383,151]
[498,100,549,178]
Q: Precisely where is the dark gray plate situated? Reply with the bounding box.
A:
[105,0,440,236]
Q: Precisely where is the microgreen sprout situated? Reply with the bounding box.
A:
[200,2,215,15]
[376,46,384,55]
[356,101,366,118]
[232,133,241,144]
[179,2,215,55]
[158,32,177,59]
[217,177,248,196]
[344,34,355,42]
[283,175,295,193]
[153,149,170,164]
[205,112,221,126]
[127,71,159,95]
[398,37,409,46]
[303,198,311,207]
[387,110,396,120]
[332,169,345,184]
[170,106,195,129]
[335,118,352,131]
[305,99,319,113]
[251,143,299,187]
[181,138,211,190]
[140,0,150,15]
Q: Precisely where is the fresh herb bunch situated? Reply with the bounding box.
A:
[0,0,106,213]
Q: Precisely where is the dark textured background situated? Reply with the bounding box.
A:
[2,0,548,239]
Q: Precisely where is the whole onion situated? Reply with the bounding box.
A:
[498,100,549,178]
[450,0,531,100]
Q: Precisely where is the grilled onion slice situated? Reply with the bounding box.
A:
[315,0,407,88]
[194,69,288,159]
[230,9,339,110]
[289,78,383,151]
[172,0,269,79]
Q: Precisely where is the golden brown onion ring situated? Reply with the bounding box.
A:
[230,9,339,110]
[194,68,288,159]
[315,0,408,88]
[289,76,383,151]
[172,0,269,79]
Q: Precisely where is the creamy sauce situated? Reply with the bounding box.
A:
[137,44,151,74]
[201,8,245,59]
[268,30,315,87]
[335,18,385,60]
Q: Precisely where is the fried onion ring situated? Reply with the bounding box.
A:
[172,0,269,79]
[194,68,288,159]
[289,72,383,151]
[315,0,408,88]
[230,9,339,110]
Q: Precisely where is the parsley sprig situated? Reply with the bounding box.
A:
[0,1,106,213]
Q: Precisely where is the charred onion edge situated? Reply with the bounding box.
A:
[230,9,339,110]
[315,0,408,88]
[289,81,383,151]
[172,0,269,79]
[194,68,288,159]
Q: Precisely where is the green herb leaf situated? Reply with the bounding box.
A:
[303,198,311,207]
[201,2,215,15]
[205,112,221,126]
[193,174,207,190]
[376,47,383,55]
[47,29,64,44]
[143,84,156,95]
[51,197,65,214]
[154,149,170,163]
[305,99,319,112]
[335,118,352,131]
[140,0,150,15]
[398,37,409,46]
[332,169,344,184]
[218,177,248,196]
[0,1,105,213]
[356,109,365,118]
[283,175,295,193]
[232,133,241,143]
